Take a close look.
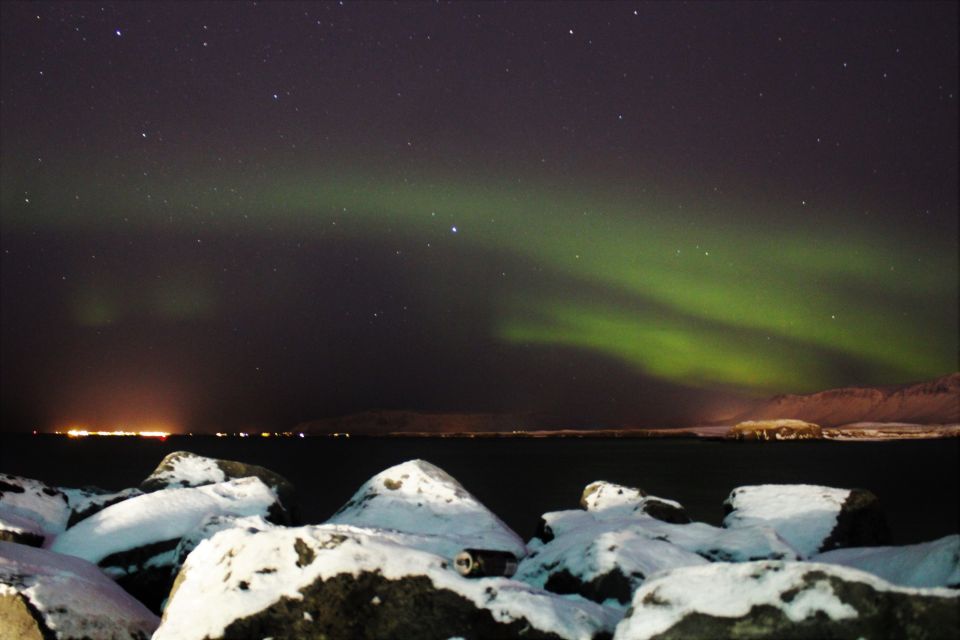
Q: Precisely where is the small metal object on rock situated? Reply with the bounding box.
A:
[454,549,518,577]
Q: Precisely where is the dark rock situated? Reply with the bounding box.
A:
[222,572,575,640]
[821,488,890,551]
[533,516,555,543]
[642,499,691,525]
[544,567,637,605]
[101,538,182,613]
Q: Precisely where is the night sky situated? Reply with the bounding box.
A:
[1,1,957,433]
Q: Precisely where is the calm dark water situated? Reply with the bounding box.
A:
[1,435,957,545]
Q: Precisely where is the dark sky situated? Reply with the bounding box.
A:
[1,1,957,433]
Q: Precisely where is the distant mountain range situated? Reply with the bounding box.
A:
[296,374,959,435]
[727,373,959,428]
[296,410,540,436]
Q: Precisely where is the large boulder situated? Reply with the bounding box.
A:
[520,509,796,606]
[326,459,527,559]
[813,534,960,589]
[141,451,298,523]
[154,524,620,640]
[612,561,958,639]
[0,474,70,546]
[579,481,691,525]
[51,477,281,612]
[722,484,889,557]
[0,541,159,640]
[535,509,797,562]
[518,515,708,606]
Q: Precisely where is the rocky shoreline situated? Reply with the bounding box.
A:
[2,451,957,639]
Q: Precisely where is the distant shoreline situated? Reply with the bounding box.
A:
[15,422,960,441]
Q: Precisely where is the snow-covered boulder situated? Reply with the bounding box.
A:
[155,524,619,640]
[326,459,527,559]
[535,509,797,561]
[579,481,690,525]
[813,534,960,589]
[51,477,281,612]
[613,561,958,640]
[0,541,159,640]
[60,486,143,528]
[519,510,796,606]
[0,474,70,546]
[518,519,708,605]
[722,484,889,557]
[141,451,298,523]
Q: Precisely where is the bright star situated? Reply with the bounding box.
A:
[115,29,122,37]
[451,226,458,233]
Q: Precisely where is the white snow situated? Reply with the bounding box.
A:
[723,484,850,557]
[154,524,619,640]
[145,452,227,488]
[537,509,798,562]
[0,541,159,639]
[51,477,278,566]
[612,560,958,640]
[517,523,708,606]
[813,534,960,589]
[0,474,70,541]
[326,459,527,558]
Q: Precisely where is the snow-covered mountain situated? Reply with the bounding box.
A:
[728,373,959,427]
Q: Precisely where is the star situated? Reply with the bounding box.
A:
[451,226,458,233]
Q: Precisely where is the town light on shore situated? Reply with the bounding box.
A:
[63,428,170,439]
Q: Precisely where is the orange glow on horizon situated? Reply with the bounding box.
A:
[63,428,170,439]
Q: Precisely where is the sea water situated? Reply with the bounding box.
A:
[1,435,957,544]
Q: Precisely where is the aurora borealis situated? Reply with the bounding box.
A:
[1,2,957,431]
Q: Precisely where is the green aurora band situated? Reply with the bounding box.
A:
[3,167,956,394]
